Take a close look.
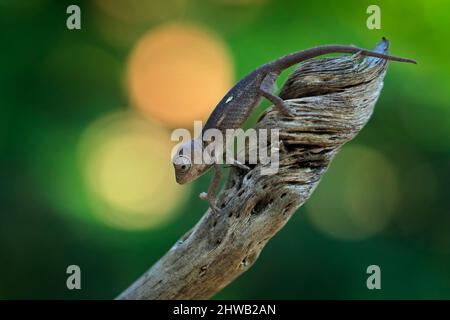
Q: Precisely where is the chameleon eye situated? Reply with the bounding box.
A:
[173,155,192,172]
[180,163,191,171]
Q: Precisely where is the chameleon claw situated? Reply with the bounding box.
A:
[199,192,220,213]
[233,160,250,171]
[226,159,250,171]
[210,203,220,214]
[277,101,295,117]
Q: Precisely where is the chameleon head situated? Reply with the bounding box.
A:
[172,139,210,184]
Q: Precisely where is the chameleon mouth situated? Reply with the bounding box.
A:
[175,175,187,185]
[175,173,195,185]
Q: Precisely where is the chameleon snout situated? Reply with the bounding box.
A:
[173,155,193,184]
[174,172,189,184]
[175,174,193,185]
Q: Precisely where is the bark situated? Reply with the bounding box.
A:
[117,41,389,300]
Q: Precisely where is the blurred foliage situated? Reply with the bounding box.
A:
[0,0,449,299]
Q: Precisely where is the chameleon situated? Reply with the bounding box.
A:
[172,38,416,212]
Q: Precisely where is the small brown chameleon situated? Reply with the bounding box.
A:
[172,38,416,212]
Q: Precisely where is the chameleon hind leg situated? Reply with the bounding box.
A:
[230,159,250,170]
[260,72,294,117]
[199,163,221,213]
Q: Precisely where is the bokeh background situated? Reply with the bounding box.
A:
[0,0,449,299]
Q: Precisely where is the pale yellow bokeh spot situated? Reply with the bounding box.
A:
[127,22,234,127]
[79,111,189,230]
[306,145,399,240]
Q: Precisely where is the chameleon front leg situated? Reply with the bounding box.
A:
[223,156,250,170]
[199,163,221,213]
[229,159,250,170]
[260,72,294,117]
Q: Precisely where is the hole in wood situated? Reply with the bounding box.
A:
[251,196,273,215]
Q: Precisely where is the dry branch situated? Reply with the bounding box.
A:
[117,42,389,300]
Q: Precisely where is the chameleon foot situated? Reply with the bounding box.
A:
[226,159,250,170]
[275,101,295,117]
[199,192,220,213]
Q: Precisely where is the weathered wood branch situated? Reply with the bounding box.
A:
[117,41,389,300]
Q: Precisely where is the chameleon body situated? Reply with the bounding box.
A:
[172,38,416,212]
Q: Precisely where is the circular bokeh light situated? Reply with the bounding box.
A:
[127,22,234,127]
[306,145,399,240]
[79,111,190,230]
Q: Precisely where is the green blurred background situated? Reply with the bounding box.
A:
[0,0,449,299]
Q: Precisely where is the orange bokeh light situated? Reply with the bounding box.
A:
[127,23,234,127]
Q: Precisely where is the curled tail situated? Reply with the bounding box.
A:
[270,37,416,70]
